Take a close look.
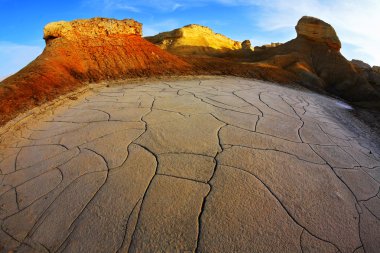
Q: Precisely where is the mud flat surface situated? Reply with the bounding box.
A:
[0,77,379,252]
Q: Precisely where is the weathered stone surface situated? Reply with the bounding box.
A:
[16,145,67,170]
[0,189,18,219]
[16,169,62,209]
[43,18,142,42]
[136,114,224,156]
[199,166,302,252]
[300,121,335,145]
[363,197,380,220]
[220,125,324,164]
[0,78,379,252]
[154,94,214,115]
[28,171,107,252]
[257,115,303,142]
[82,129,144,168]
[212,109,259,131]
[335,168,379,201]
[301,230,337,253]
[360,203,380,253]
[145,24,242,56]
[158,153,215,183]
[311,145,359,168]
[58,144,156,252]
[130,175,209,252]
[296,16,341,51]
[218,147,361,252]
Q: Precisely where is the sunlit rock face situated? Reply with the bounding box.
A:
[295,16,341,51]
[145,24,242,56]
[43,18,143,42]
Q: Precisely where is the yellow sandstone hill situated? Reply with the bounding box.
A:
[145,24,243,57]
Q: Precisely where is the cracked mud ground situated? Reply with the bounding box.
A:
[1,77,380,253]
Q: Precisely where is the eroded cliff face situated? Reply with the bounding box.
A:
[145,24,242,56]
[0,18,191,125]
[43,18,143,42]
[251,16,380,102]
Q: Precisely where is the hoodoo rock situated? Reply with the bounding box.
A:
[0,18,191,125]
[251,16,380,102]
[145,24,242,56]
[241,40,253,51]
[295,16,341,51]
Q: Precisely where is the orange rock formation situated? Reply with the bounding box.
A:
[0,18,191,125]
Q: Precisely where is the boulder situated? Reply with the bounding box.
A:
[296,16,341,51]
[351,60,372,70]
[241,40,253,51]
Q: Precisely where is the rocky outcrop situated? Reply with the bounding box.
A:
[251,16,379,102]
[351,60,380,92]
[0,18,191,125]
[295,16,341,51]
[43,18,142,42]
[145,24,242,57]
[241,40,253,51]
[254,42,282,52]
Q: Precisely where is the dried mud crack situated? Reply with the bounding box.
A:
[0,77,379,253]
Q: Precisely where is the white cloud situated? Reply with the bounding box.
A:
[0,42,43,78]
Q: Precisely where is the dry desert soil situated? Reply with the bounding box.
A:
[0,77,380,252]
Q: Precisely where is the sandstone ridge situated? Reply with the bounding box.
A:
[43,18,142,42]
[145,24,242,56]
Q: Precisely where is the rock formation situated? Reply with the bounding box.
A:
[251,16,380,102]
[145,24,242,57]
[1,16,380,126]
[0,18,191,125]
[43,18,143,41]
[295,16,341,51]
[241,40,253,51]
[351,60,380,93]
[253,42,282,52]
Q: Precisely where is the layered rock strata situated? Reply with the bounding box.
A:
[0,18,191,125]
[251,16,380,102]
[145,24,242,56]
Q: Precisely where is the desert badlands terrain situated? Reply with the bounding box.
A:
[0,16,380,252]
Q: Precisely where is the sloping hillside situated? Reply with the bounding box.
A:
[0,18,191,125]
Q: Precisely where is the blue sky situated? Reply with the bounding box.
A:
[1,0,380,78]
